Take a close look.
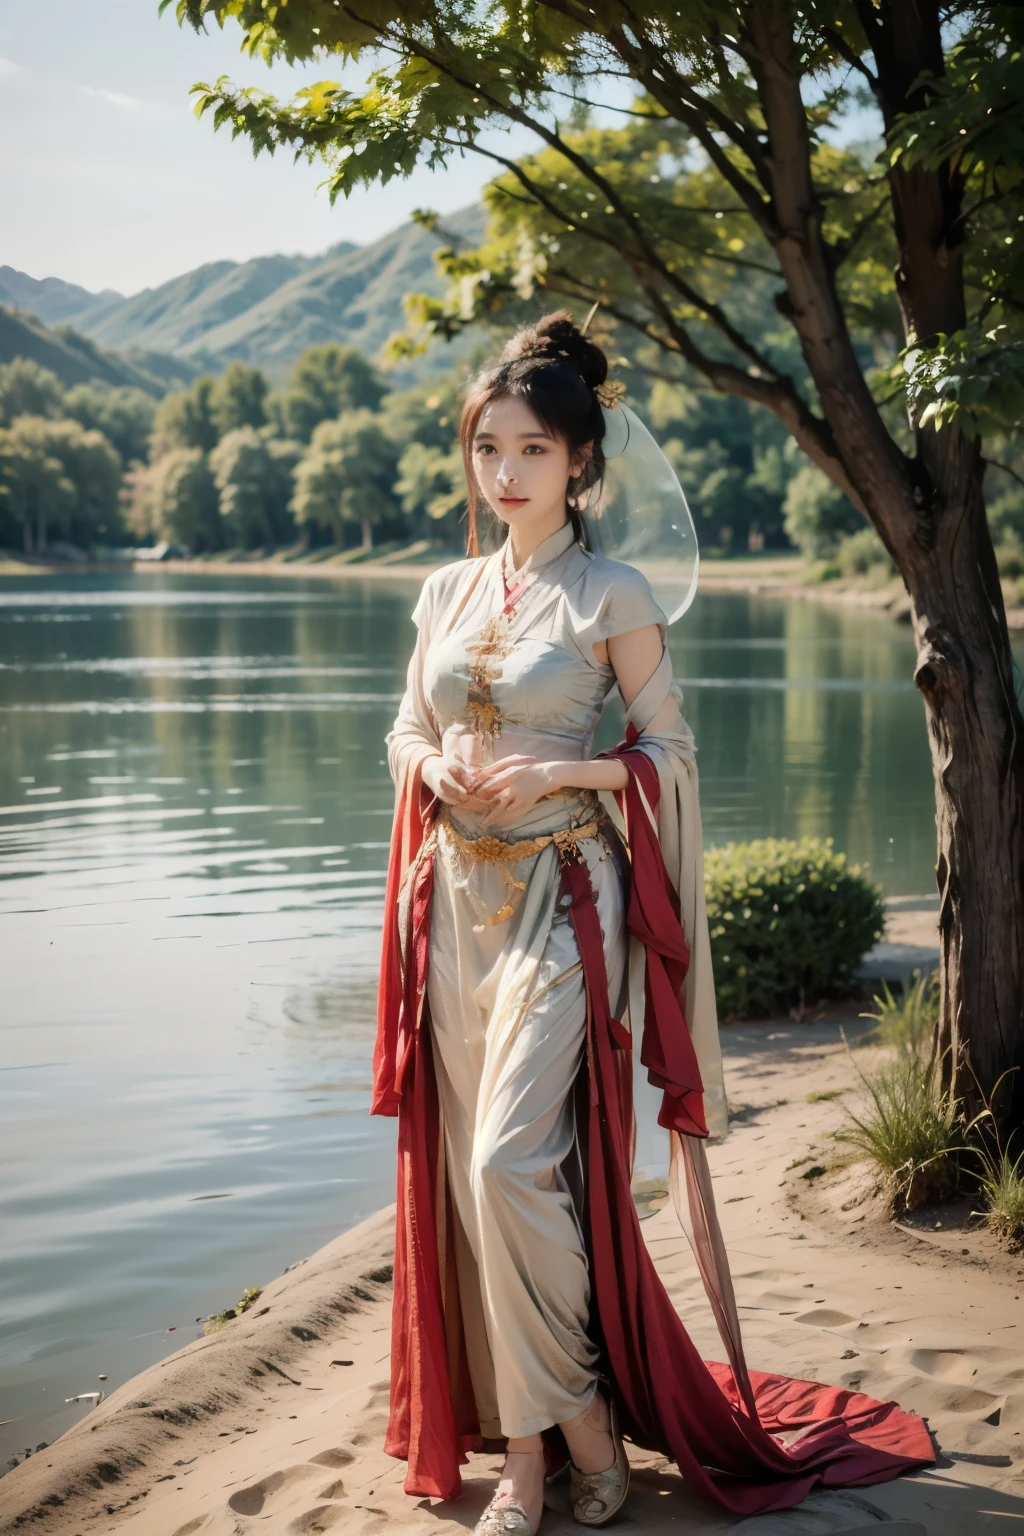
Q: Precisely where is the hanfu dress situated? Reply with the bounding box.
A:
[373,520,934,1514]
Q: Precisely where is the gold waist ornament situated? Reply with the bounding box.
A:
[435,805,599,931]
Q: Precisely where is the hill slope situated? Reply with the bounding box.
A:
[3,206,486,381]
[0,307,200,395]
[83,251,330,359]
[163,209,486,373]
[0,265,123,329]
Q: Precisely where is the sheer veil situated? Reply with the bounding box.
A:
[586,402,700,625]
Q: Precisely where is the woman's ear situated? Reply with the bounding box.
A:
[571,441,595,477]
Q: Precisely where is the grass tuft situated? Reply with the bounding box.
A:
[859,970,939,1058]
[837,973,964,1213]
[204,1284,263,1335]
[836,1052,963,1212]
[977,1147,1024,1247]
[815,975,1024,1247]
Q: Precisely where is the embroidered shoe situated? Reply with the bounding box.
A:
[473,1494,535,1535]
[569,1394,630,1527]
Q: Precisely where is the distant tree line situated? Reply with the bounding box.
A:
[0,348,467,558]
[0,359,150,554]
[4,345,1020,570]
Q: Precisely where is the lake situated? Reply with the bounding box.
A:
[0,568,936,1465]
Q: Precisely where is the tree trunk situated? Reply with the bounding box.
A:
[747,0,1024,1125]
[898,453,1024,1124]
[37,507,46,554]
[22,520,32,556]
[870,1,1024,1123]
[361,517,373,552]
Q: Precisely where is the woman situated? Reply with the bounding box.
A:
[373,313,932,1535]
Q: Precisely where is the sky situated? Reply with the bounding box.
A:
[1,5,880,303]
[0,1,511,297]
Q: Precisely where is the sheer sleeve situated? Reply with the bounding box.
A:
[598,564,668,642]
[568,558,669,663]
[385,570,444,787]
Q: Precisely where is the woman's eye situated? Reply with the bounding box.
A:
[475,444,496,455]
[524,445,546,455]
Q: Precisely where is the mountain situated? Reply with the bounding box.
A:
[3,206,487,381]
[0,306,200,395]
[83,251,331,359]
[0,265,123,329]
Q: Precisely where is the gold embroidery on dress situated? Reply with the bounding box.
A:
[437,791,609,931]
[464,609,516,746]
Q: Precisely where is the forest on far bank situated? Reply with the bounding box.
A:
[2,334,1023,588]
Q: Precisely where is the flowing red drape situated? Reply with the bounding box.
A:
[371,739,934,1510]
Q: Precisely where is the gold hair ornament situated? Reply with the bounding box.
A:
[594,378,626,409]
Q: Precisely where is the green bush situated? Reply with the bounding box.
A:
[994,537,1024,580]
[782,462,863,557]
[835,526,898,579]
[704,836,884,1018]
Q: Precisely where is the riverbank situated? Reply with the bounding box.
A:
[7,545,1022,630]
[5,994,1023,1536]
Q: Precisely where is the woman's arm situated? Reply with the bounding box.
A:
[385,575,448,789]
[603,622,681,735]
[545,622,680,790]
[388,651,481,807]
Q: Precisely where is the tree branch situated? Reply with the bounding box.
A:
[604,38,777,234]
[539,261,867,511]
[544,86,669,120]
[743,4,914,526]
[439,132,785,380]
[987,460,1024,493]
[657,233,781,277]
[820,25,880,96]
[526,0,776,229]
[832,192,891,267]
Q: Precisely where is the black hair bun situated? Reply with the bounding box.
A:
[502,310,608,393]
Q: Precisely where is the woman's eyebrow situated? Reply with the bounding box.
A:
[474,430,553,441]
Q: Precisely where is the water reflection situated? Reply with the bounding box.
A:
[0,569,937,1462]
[662,593,936,884]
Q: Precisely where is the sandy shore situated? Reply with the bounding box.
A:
[5,942,1024,1536]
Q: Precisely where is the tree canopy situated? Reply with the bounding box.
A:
[171,3,1022,472]
[291,407,400,546]
[169,0,1024,1122]
[268,343,389,442]
[0,414,121,552]
[210,361,269,436]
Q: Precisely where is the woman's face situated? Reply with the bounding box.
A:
[472,395,587,533]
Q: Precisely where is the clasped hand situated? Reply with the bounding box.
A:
[422,748,560,828]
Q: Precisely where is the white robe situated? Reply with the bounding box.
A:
[386,521,728,1439]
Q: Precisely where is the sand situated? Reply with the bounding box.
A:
[4,974,1024,1536]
